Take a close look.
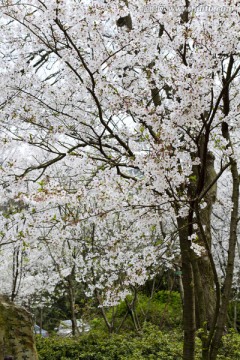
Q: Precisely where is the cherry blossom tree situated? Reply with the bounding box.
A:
[0,1,240,359]
[0,164,172,333]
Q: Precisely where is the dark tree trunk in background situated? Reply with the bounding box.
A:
[196,153,217,329]
[210,157,239,360]
[178,217,196,360]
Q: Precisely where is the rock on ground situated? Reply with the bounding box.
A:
[0,296,38,360]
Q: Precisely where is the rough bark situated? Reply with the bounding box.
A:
[0,296,38,360]
[210,157,239,360]
[210,54,239,360]
[188,141,218,334]
[66,274,80,336]
[177,217,196,360]
[197,153,217,328]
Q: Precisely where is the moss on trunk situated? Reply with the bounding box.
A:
[0,296,38,360]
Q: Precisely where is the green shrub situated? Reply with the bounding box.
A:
[91,291,183,334]
[194,329,240,360]
[219,329,240,359]
[36,324,182,360]
[36,324,240,360]
[136,291,182,328]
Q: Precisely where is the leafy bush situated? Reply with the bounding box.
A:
[36,324,240,360]
[194,329,240,360]
[136,291,182,328]
[90,291,183,333]
[218,329,240,359]
[36,324,183,360]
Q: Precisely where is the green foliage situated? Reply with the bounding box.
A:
[92,291,183,333]
[36,325,240,360]
[36,324,183,360]
[85,291,182,336]
[35,290,240,359]
[141,291,182,327]
[194,329,240,360]
[218,329,240,360]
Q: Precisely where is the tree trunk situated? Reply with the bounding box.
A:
[210,158,239,360]
[209,54,239,360]
[177,217,196,360]
[66,275,80,336]
[233,301,237,331]
[195,152,217,329]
